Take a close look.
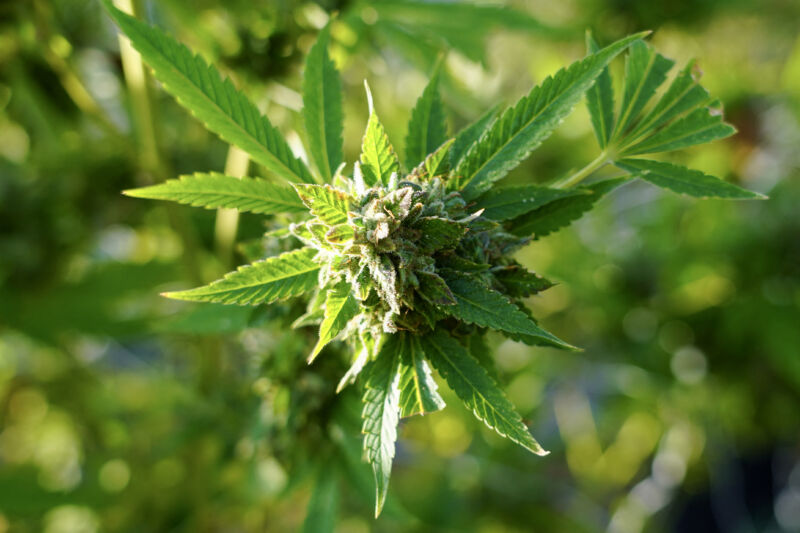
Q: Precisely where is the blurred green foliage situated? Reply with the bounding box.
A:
[1,0,798,532]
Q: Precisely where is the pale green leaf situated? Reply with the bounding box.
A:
[123,172,305,214]
[398,333,445,417]
[453,33,645,200]
[405,71,448,168]
[164,248,319,305]
[508,177,629,237]
[103,1,313,184]
[421,328,547,455]
[422,138,454,179]
[474,184,586,221]
[585,31,615,148]
[443,275,575,350]
[616,159,765,199]
[294,184,352,225]
[361,108,400,187]
[309,283,358,362]
[612,40,675,140]
[361,338,402,517]
[303,24,344,182]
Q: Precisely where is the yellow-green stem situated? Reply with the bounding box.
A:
[214,146,250,268]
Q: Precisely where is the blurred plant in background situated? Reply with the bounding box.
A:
[0,0,798,532]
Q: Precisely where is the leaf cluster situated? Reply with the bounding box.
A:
[105,0,762,518]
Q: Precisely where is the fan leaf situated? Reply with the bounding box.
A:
[453,33,645,200]
[421,328,547,455]
[616,159,765,199]
[103,1,314,184]
[443,275,575,350]
[164,248,319,305]
[123,173,305,214]
[361,338,403,517]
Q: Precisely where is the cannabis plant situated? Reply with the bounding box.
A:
[105,1,762,517]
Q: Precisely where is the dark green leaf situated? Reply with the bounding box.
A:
[443,275,575,350]
[585,31,615,148]
[414,216,467,253]
[508,177,629,237]
[449,105,500,170]
[421,328,547,454]
[493,264,554,297]
[416,271,456,306]
[616,158,765,199]
[405,71,448,168]
[474,184,587,221]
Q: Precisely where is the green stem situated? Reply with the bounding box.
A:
[214,146,250,269]
[552,150,612,189]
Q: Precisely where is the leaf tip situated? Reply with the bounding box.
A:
[363,79,375,116]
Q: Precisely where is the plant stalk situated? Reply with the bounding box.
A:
[214,146,250,269]
[553,150,611,189]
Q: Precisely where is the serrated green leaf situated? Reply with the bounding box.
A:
[294,184,352,225]
[421,328,547,455]
[474,184,586,221]
[466,334,499,381]
[625,60,712,141]
[585,31,615,148]
[443,275,575,350]
[302,466,339,533]
[621,105,736,156]
[413,216,467,253]
[325,224,355,244]
[398,333,445,417]
[493,264,554,297]
[361,109,400,187]
[303,24,344,182]
[422,138,454,179]
[164,248,319,305]
[453,33,645,200]
[310,283,358,362]
[361,338,403,517]
[616,158,764,199]
[123,173,305,214]
[416,271,456,306]
[405,71,448,168]
[612,40,675,141]
[449,105,500,170]
[103,1,313,184]
[508,177,629,238]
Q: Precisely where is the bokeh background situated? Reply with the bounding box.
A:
[1,0,799,531]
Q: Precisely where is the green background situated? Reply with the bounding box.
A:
[1,0,798,531]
